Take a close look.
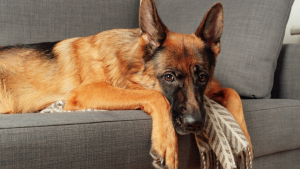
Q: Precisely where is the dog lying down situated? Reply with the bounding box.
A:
[0,0,252,168]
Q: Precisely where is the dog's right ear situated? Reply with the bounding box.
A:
[139,0,167,51]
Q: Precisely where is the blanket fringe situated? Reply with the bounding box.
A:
[199,147,252,169]
[240,147,252,169]
[196,132,252,169]
[234,147,252,169]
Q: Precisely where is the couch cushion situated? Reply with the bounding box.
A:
[0,111,200,169]
[154,0,294,99]
[253,148,300,169]
[242,99,300,157]
[0,0,140,46]
[1,99,299,168]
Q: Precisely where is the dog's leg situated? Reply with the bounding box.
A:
[64,82,178,169]
[209,88,253,158]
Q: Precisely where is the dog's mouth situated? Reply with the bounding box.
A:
[171,110,205,135]
[172,114,188,135]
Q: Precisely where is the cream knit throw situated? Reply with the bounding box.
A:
[196,96,252,169]
[38,96,252,169]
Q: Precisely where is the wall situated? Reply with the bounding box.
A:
[283,0,300,44]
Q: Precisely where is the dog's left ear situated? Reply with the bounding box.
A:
[195,2,223,57]
[139,0,167,51]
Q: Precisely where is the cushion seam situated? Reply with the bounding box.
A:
[255,147,300,158]
[244,104,300,113]
[0,118,152,130]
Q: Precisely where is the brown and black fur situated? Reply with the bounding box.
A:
[0,0,252,168]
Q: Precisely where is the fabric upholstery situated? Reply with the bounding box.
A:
[242,99,300,157]
[0,111,200,169]
[272,44,300,100]
[1,99,300,168]
[154,0,294,99]
[253,148,300,169]
[0,0,140,46]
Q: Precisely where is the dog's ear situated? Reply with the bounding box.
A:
[139,0,167,51]
[195,2,223,57]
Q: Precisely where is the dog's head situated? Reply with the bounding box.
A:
[139,0,223,135]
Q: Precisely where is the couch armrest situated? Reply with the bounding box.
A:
[272,44,300,99]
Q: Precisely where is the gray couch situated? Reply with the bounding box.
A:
[0,0,299,168]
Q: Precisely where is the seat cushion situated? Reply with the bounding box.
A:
[1,99,299,168]
[154,0,294,99]
[253,148,300,169]
[0,111,200,169]
[243,99,300,157]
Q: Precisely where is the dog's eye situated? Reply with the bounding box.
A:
[199,74,207,82]
[165,74,174,82]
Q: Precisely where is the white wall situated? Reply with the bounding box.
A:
[283,0,300,44]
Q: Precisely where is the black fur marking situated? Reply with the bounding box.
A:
[143,45,165,63]
[1,41,60,60]
[183,46,189,58]
[204,45,215,70]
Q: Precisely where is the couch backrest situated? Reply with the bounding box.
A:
[272,44,300,100]
[0,0,140,46]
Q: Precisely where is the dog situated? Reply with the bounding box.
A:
[0,0,252,168]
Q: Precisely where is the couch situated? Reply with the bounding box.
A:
[0,0,299,168]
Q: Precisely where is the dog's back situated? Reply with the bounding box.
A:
[0,39,76,113]
[0,29,143,113]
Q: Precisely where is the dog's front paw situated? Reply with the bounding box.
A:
[150,125,178,169]
[150,149,167,169]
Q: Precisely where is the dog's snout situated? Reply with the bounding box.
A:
[183,114,204,132]
[178,104,187,112]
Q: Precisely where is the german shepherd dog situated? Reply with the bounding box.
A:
[0,0,252,168]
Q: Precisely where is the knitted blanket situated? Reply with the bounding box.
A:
[38,96,252,169]
[196,96,252,169]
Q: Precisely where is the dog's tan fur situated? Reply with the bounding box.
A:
[0,0,252,168]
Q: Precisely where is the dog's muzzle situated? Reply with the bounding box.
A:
[181,106,206,133]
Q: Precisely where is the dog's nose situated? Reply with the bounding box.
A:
[183,114,204,132]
